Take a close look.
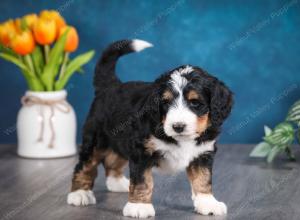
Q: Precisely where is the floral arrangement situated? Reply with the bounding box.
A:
[0,10,94,91]
[250,100,300,163]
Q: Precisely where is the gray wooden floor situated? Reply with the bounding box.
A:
[0,144,299,220]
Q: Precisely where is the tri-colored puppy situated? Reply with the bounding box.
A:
[67,39,233,218]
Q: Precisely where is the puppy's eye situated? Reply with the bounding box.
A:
[189,99,202,108]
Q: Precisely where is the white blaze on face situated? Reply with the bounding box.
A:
[163,66,198,138]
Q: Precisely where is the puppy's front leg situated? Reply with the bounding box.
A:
[186,153,227,216]
[123,161,155,218]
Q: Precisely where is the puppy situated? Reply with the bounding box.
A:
[67,39,233,218]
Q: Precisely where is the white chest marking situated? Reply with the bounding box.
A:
[150,137,215,174]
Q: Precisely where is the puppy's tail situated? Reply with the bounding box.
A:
[93,39,153,92]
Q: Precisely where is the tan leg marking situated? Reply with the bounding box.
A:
[186,164,212,195]
[129,169,153,203]
[71,148,128,191]
[187,160,227,215]
[71,148,105,191]
[103,150,128,177]
[187,164,227,215]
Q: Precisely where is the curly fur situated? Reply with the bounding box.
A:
[69,39,233,217]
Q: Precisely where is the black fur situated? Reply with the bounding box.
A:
[74,39,233,185]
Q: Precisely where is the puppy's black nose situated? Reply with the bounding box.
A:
[172,123,186,133]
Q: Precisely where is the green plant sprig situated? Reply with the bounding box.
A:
[250,101,300,163]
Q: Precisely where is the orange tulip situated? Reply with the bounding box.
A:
[59,26,79,52]
[23,14,38,29]
[40,10,66,38]
[14,18,22,31]
[33,18,56,45]
[0,20,17,46]
[11,30,35,55]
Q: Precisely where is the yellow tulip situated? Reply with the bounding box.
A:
[59,26,79,52]
[11,30,35,55]
[15,14,38,32]
[33,18,56,45]
[23,14,38,29]
[0,20,17,46]
[40,10,66,38]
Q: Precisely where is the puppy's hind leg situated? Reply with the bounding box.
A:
[67,117,104,206]
[103,150,129,192]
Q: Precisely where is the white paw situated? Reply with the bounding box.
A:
[106,175,129,192]
[67,190,96,206]
[123,202,155,218]
[193,193,227,215]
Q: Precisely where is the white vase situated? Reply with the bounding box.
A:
[17,90,77,158]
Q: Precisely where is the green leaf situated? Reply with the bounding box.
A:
[31,46,44,75]
[264,125,272,136]
[0,51,44,91]
[41,30,68,91]
[76,67,85,74]
[286,100,300,125]
[0,44,18,57]
[54,50,94,90]
[0,53,31,73]
[263,122,294,146]
[250,142,272,157]
[267,147,282,163]
[23,74,44,91]
[65,59,84,74]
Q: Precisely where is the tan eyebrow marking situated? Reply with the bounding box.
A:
[162,90,173,101]
[187,90,200,100]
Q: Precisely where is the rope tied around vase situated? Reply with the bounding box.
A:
[21,95,71,148]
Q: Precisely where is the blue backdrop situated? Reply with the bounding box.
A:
[0,0,299,143]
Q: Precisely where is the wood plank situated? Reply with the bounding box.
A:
[0,144,299,220]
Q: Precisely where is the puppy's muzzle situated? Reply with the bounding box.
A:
[172,122,186,133]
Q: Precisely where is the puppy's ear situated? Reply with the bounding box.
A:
[209,80,233,127]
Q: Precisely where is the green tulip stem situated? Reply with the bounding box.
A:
[24,54,35,76]
[58,52,69,80]
[44,45,50,63]
[20,55,44,91]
